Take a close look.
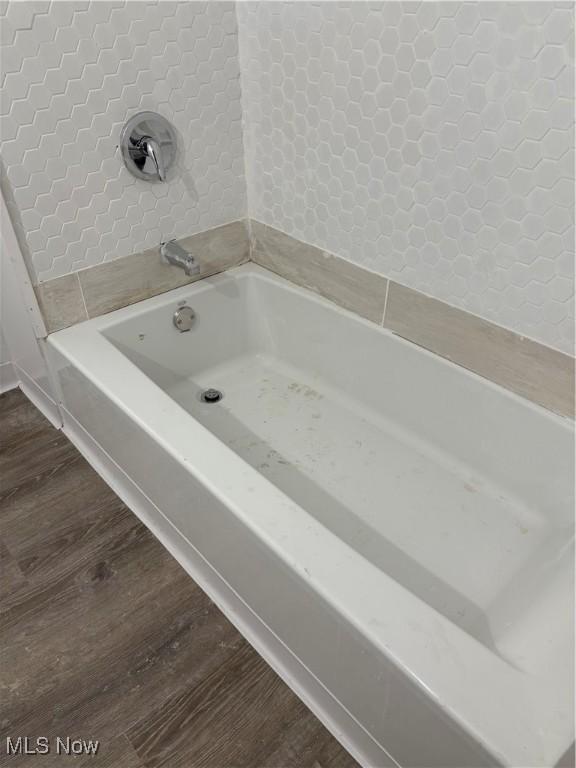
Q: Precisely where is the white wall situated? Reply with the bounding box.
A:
[1,193,60,423]
[0,328,12,366]
[0,1,246,283]
[238,1,575,354]
[0,327,18,393]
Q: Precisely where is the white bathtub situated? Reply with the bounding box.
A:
[47,264,574,768]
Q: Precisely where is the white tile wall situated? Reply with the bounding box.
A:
[238,1,575,353]
[1,0,574,353]
[0,0,246,283]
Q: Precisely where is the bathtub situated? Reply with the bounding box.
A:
[47,264,574,768]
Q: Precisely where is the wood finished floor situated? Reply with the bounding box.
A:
[0,389,359,768]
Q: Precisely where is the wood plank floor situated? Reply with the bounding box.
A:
[0,390,359,768]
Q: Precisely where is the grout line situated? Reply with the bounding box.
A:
[235,4,252,226]
[76,272,90,320]
[245,217,254,262]
[381,279,390,327]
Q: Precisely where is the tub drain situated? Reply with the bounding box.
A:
[201,388,223,403]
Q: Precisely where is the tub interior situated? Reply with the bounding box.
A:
[103,269,574,671]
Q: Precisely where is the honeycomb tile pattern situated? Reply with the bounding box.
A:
[0,0,246,283]
[238,1,575,353]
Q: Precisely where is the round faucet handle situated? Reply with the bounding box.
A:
[120,111,176,183]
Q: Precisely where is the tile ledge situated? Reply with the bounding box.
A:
[386,278,575,362]
[74,218,248,281]
[249,218,390,282]
[384,280,574,420]
[249,220,575,364]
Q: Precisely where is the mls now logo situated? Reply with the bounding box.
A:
[5,736,99,756]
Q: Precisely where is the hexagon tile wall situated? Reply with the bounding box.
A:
[1,1,574,355]
[0,0,246,283]
[238,1,575,354]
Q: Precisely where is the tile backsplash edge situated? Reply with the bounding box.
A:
[36,219,250,330]
[249,219,575,420]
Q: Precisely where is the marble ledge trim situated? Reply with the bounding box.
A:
[250,219,388,324]
[34,272,88,333]
[384,282,575,420]
[249,220,574,419]
[35,220,250,331]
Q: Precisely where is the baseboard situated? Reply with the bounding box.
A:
[60,406,398,768]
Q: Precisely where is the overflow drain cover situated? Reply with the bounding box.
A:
[201,388,223,403]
